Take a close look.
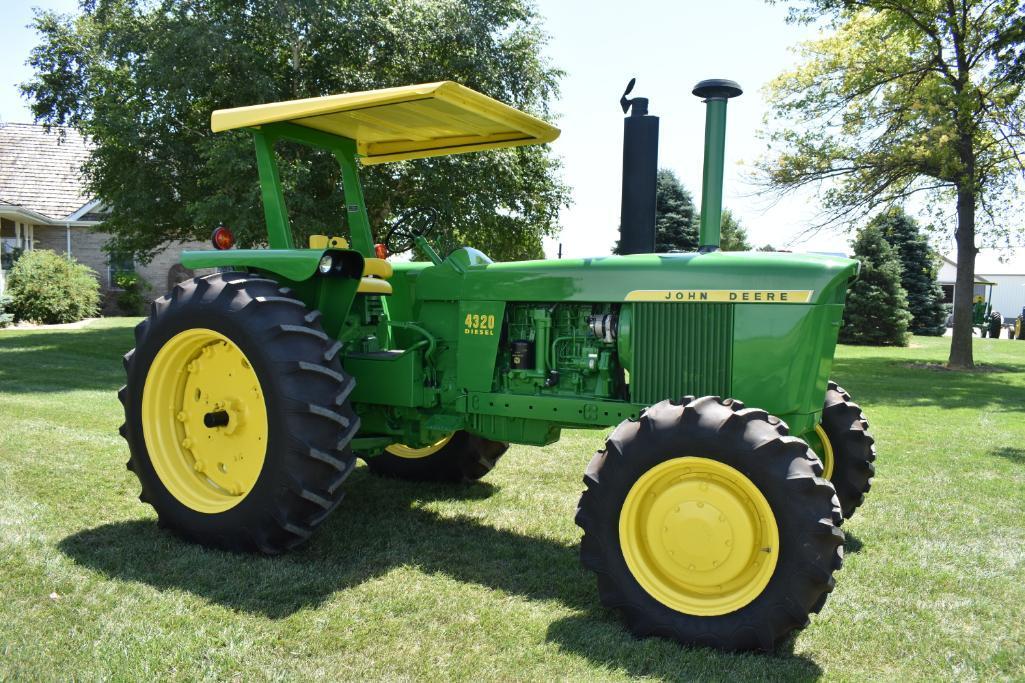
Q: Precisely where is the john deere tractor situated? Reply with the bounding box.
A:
[119,79,876,651]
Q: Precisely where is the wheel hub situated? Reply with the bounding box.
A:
[142,328,268,513]
[619,457,779,616]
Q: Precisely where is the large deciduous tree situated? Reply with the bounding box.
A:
[758,0,1025,367]
[22,0,569,262]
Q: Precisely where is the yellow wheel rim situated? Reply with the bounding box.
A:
[385,434,454,459]
[142,328,268,513]
[810,424,835,480]
[1016,319,1022,339]
[619,457,779,616]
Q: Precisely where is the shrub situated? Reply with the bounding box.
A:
[113,271,150,315]
[0,295,13,328]
[840,225,912,346]
[6,250,100,324]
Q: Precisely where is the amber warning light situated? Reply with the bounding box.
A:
[212,224,235,250]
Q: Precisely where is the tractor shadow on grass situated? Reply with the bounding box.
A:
[991,446,1025,464]
[60,466,824,680]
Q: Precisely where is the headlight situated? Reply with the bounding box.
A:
[318,255,334,274]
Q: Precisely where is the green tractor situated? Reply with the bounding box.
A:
[972,285,1002,338]
[119,79,876,651]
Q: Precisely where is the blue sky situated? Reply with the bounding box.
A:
[0,0,850,255]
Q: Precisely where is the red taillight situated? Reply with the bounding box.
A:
[374,243,388,260]
[212,224,235,250]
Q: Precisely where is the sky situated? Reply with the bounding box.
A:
[0,0,853,256]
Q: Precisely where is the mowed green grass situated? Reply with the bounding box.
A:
[1,318,1023,681]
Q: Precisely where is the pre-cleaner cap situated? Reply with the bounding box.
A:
[692,79,743,99]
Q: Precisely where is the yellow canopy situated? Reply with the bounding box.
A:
[210,81,560,165]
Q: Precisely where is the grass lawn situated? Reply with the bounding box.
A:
[1,317,1023,681]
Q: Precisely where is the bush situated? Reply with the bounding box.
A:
[113,271,150,315]
[0,295,13,328]
[840,225,912,346]
[6,250,100,324]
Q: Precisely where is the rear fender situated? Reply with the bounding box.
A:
[181,248,364,337]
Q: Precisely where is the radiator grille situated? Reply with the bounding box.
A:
[630,303,733,405]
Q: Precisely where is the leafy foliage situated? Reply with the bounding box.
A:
[840,225,912,346]
[870,208,946,336]
[720,209,752,251]
[113,271,150,316]
[6,250,100,324]
[0,295,13,328]
[22,0,569,261]
[614,168,698,253]
[760,0,1025,366]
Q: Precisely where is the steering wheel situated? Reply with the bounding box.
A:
[382,208,440,255]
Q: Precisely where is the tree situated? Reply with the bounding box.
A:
[840,225,912,345]
[22,0,569,262]
[614,168,698,253]
[870,207,947,335]
[758,0,1025,367]
[720,209,752,251]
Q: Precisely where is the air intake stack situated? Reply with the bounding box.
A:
[692,79,742,253]
[618,79,659,255]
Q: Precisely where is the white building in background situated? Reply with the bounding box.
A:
[939,250,1025,319]
[975,249,1025,318]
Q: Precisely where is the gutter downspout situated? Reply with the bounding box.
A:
[66,222,71,259]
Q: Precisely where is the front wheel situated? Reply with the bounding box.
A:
[815,381,876,519]
[364,430,508,482]
[575,396,844,651]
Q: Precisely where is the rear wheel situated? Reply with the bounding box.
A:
[988,311,1002,339]
[575,396,843,651]
[817,381,876,519]
[365,430,508,482]
[119,272,359,554]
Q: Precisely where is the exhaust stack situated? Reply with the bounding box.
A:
[618,79,659,255]
[693,79,742,253]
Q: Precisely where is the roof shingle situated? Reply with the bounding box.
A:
[0,123,93,220]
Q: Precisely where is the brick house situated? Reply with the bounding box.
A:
[0,122,209,299]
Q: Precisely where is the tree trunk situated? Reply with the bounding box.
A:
[948,182,977,368]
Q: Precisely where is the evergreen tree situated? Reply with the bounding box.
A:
[870,208,947,336]
[840,225,912,346]
[720,209,752,251]
[614,168,697,253]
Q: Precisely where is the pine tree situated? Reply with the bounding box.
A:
[720,209,752,251]
[870,208,947,336]
[614,168,698,253]
[840,224,912,346]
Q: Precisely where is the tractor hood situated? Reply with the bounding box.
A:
[408,250,859,305]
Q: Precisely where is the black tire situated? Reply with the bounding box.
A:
[988,311,1002,339]
[575,396,844,651]
[821,381,876,520]
[364,430,508,482]
[119,272,359,554]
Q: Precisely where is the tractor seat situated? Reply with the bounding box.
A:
[358,257,393,295]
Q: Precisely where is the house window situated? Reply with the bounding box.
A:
[108,252,135,288]
[941,285,954,304]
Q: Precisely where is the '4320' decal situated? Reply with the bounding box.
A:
[464,313,497,336]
